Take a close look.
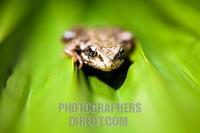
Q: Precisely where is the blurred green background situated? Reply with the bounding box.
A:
[0,0,200,133]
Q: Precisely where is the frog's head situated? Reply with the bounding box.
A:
[81,43,125,71]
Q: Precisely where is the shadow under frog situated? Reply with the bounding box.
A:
[80,59,133,90]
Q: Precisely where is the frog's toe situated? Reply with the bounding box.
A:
[76,57,83,69]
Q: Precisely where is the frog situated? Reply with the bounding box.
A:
[62,27,135,72]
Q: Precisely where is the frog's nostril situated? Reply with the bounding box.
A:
[98,55,103,61]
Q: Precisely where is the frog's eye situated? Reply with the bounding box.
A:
[115,48,125,60]
[85,46,98,58]
[119,48,125,56]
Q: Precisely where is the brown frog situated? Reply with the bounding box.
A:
[62,27,134,71]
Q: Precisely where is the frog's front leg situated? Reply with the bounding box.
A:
[64,45,83,69]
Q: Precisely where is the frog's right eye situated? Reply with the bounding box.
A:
[85,46,98,58]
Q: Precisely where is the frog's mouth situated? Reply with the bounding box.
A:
[83,56,124,72]
[102,59,124,71]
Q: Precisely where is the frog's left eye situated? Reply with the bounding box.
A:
[85,46,98,58]
[119,48,125,58]
[115,48,125,61]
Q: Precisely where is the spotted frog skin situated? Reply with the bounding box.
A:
[62,27,134,71]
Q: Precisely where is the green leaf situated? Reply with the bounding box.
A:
[0,0,200,133]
